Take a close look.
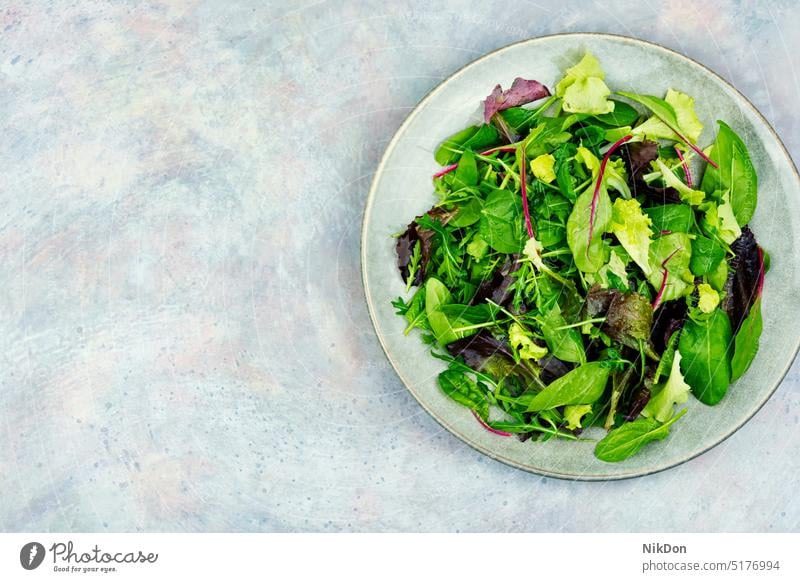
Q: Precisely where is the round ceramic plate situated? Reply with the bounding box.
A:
[361,33,800,480]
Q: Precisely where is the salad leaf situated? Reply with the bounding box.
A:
[555,53,614,115]
[563,404,593,430]
[610,198,653,276]
[426,278,474,346]
[483,78,551,123]
[697,283,720,313]
[644,204,694,233]
[438,369,489,419]
[630,89,703,143]
[479,189,525,253]
[730,297,762,382]
[701,191,741,245]
[526,362,610,412]
[454,149,478,187]
[647,233,693,303]
[530,153,557,183]
[595,409,687,462]
[722,226,762,334]
[642,351,691,422]
[655,158,704,206]
[679,308,733,405]
[712,121,758,225]
[509,323,548,360]
[690,235,725,276]
[540,305,586,364]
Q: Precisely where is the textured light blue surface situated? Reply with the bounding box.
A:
[1,0,798,532]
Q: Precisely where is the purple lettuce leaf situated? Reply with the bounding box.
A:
[483,78,551,124]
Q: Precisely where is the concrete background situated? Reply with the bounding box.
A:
[0,0,798,532]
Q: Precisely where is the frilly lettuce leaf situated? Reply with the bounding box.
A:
[563,404,593,430]
[508,323,548,360]
[631,89,703,143]
[530,153,556,183]
[555,53,615,115]
[701,190,741,245]
[642,351,690,422]
[655,158,705,206]
[610,198,654,277]
[697,283,720,313]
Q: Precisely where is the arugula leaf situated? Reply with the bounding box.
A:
[526,361,610,412]
[437,369,489,420]
[731,297,762,382]
[610,198,653,276]
[642,351,690,422]
[594,409,687,462]
[678,308,733,405]
[555,53,615,115]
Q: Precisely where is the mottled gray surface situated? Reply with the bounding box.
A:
[0,1,798,532]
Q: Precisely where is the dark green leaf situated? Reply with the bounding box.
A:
[435,126,478,165]
[594,409,686,462]
[678,308,733,405]
[690,235,726,276]
[437,369,489,419]
[643,204,693,233]
[715,121,758,225]
[592,99,640,126]
[479,189,525,253]
[540,306,586,364]
[526,362,609,411]
[454,149,478,187]
[731,297,762,381]
[449,198,482,227]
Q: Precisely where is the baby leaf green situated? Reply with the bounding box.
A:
[594,409,687,462]
[678,308,733,405]
[731,297,762,382]
[526,362,609,412]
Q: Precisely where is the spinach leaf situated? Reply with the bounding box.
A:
[450,198,482,227]
[435,126,478,165]
[526,362,609,412]
[678,308,733,405]
[690,235,725,276]
[643,204,693,233]
[426,278,475,346]
[592,99,639,126]
[646,233,692,303]
[714,121,758,225]
[454,149,478,187]
[437,369,489,419]
[479,189,525,253]
[731,297,762,382]
[566,185,612,273]
[594,409,687,462]
[540,306,586,364]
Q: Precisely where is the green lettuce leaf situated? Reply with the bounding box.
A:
[642,351,691,422]
[609,198,653,277]
[509,323,548,360]
[555,53,615,115]
[655,158,705,206]
[631,89,703,143]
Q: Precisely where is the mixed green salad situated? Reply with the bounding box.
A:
[392,52,766,463]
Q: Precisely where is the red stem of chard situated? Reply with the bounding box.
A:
[519,148,534,238]
[652,247,682,310]
[472,410,512,437]
[674,145,693,188]
[433,145,519,178]
[670,125,718,169]
[588,134,633,250]
[756,246,765,297]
